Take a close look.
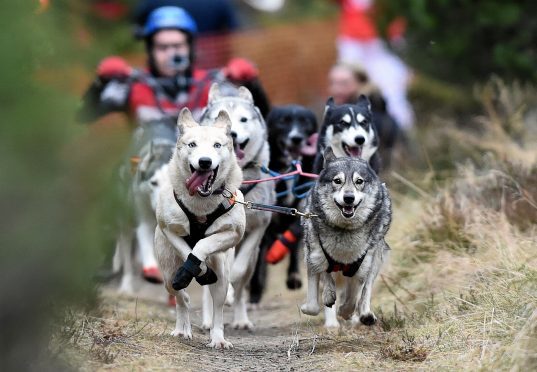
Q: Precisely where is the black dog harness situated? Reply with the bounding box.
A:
[318,236,368,277]
[173,191,236,249]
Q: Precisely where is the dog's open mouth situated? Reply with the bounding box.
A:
[343,143,362,158]
[186,165,219,197]
[233,139,248,160]
[335,201,358,218]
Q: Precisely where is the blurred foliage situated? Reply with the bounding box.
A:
[0,2,126,370]
[376,0,537,83]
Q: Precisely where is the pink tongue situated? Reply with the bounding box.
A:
[349,147,361,157]
[186,170,212,195]
[234,143,245,160]
[301,133,318,156]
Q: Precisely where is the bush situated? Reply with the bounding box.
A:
[377,0,537,82]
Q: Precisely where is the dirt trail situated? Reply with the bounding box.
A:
[69,261,400,371]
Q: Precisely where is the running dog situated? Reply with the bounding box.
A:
[301,148,391,328]
[249,105,318,304]
[313,96,380,174]
[200,83,275,329]
[154,108,245,349]
[114,121,175,294]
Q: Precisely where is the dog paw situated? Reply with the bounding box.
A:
[201,322,212,330]
[232,320,254,330]
[207,338,233,349]
[301,302,320,316]
[337,302,356,320]
[322,287,336,308]
[324,318,340,328]
[170,326,192,339]
[286,273,302,290]
[359,312,377,326]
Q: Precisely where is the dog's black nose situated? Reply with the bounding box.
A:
[343,193,355,204]
[355,136,365,145]
[290,135,304,145]
[230,131,237,139]
[198,157,212,170]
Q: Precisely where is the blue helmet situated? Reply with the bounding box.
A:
[142,6,198,38]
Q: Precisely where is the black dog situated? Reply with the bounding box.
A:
[249,105,318,304]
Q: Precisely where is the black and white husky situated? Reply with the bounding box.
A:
[201,83,275,329]
[314,96,380,173]
[154,108,246,349]
[301,148,391,328]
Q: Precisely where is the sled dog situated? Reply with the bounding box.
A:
[200,83,275,328]
[301,147,391,328]
[154,108,245,349]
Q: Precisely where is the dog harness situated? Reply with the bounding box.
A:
[318,236,368,277]
[173,190,236,249]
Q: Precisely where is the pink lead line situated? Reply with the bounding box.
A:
[241,163,319,185]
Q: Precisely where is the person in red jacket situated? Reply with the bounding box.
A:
[77,6,269,126]
[334,0,414,130]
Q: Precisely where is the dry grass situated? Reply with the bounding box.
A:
[53,79,537,370]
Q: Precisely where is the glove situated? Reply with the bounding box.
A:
[223,58,259,83]
[97,56,132,80]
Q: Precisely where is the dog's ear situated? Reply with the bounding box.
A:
[213,110,232,135]
[208,83,221,103]
[237,86,254,103]
[324,97,335,116]
[323,146,336,167]
[357,94,372,111]
[177,107,198,134]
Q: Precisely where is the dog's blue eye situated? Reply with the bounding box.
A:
[355,179,364,185]
[188,142,196,148]
[150,180,158,186]
[214,142,221,148]
[240,117,248,123]
[333,178,342,185]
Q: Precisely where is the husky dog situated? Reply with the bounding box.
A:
[114,121,175,294]
[200,83,275,329]
[301,148,391,328]
[154,108,246,349]
[314,96,380,174]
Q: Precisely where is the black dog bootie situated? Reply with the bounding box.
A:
[172,254,218,290]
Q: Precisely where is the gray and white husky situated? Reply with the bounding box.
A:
[301,147,391,328]
[154,108,246,349]
[114,121,175,294]
[201,83,275,329]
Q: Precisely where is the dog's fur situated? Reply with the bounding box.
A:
[154,108,245,349]
[200,83,275,328]
[249,105,318,304]
[301,148,391,328]
[114,121,175,294]
[314,96,380,174]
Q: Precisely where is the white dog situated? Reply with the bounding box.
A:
[154,108,245,349]
[201,83,275,329]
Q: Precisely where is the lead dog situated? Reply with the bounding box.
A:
[300,148,391,327]
[154,108,245,349]
[200,83,275,329]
